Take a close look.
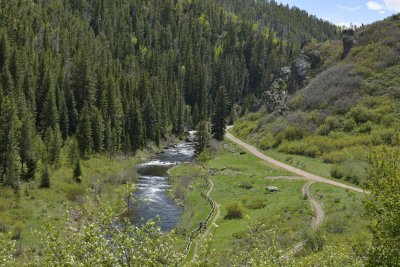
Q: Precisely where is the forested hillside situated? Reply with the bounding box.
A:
[0,0,338,192]
[233,14,400,185]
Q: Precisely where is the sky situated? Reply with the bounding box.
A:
[277,0,400,27]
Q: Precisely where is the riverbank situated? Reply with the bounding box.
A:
[0,147,151,258]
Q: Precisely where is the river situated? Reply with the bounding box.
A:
[129,133,195,231]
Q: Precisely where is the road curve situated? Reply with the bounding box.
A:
[302,181,324,229]
[225,127,367,194]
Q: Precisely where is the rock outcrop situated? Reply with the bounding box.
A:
[341,35,355,59]
[259,67,291,114]
[288,54,310,93]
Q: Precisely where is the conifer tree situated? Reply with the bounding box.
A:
[194,121,210,156]
[39,165,50,189]
[19,107,36,180]
[77,105,93,158]
[0,96,20,189]
[91,108,105,153]
[73,159,83,184]
[142,96,158,142]
[211,86,228,141]
[41,85,59,131]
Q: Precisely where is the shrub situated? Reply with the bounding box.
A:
[238,181,253,190]
[330,161,367,184]
[343,118,356,132]
[296,64,361,111]
[349,106,375,124]
[304,229,325,252]
[357,121,373,134]
[245,199,266,210]
[65,185,86,202]
[258,133,276,150]
[12,221,24,240]
[197,149,212,162]
[326,215,347,234]
[225,203,243,219]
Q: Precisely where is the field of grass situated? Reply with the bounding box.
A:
[0,147,148,256]
[309,183,370,248]
[172,140,370,266]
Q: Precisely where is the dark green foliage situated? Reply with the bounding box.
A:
[39,166,50,189]
[73,160,83,184]
[225,202,243,219]
[211,86,228,141]
[0,0,337,190]
[194,121,210,156]
[0,96,20,189]
[77,105,93,159]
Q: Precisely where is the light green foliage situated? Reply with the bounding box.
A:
[0,233,15,266]
[364,149,400,266]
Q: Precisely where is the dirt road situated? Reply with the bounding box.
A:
[225,128,366,194]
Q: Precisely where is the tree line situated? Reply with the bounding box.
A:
[0,0,337,192]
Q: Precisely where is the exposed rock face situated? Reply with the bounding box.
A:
[342,35,355,59]
[311,50,321,68]
[288,54,310,93]
[259,67,291,113]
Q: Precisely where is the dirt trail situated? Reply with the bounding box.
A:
[191,179,220,262]
[302,181,324,229]
[225,127,367,194]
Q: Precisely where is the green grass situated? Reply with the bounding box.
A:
[0,148,148,256]
[308,183,371,255]
[196,143,313,263]
[174,141,371,265]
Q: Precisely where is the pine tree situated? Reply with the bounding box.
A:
[41,85,59,131]
[0,96,21,189]
[129,101,144,151]
[39,165,50,189]
[67,137,80,167]
[91,108,105,153]
[142,96,158,142]
[77,105,93,158]
[211,86,228,141]
[73,159,83,183]
[194,121,210,156]
[19,107,36,181]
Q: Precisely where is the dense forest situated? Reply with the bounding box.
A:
[0,0,338,192]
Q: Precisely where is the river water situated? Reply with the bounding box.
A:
[129,134,195,231]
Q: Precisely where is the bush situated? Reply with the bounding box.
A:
[12,221,24,240]
[225,203,243,220]
[197,149,212,162]
[304,229,325,251]
[65,185,86,202]
[258,133,276,150]
[357,121,373,134]
[330,161,367,184]
[343,118,356,132]
[349,106,375,124]
[238,181,253,190]
[245,199,266,210]
[296,64,361,112]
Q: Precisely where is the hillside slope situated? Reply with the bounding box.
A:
[233,15,400,185]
